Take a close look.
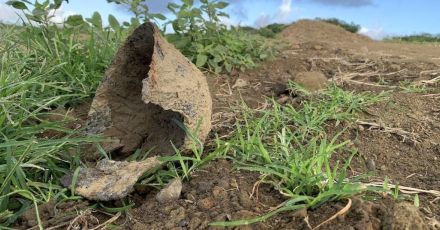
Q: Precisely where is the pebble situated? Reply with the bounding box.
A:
[178,220,189,227]
[232,78,249,88]
[366,159,376,171]
[156,178,182,203]
[380,165,387,171]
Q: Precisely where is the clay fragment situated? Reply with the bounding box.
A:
[86,22,212,156]
[69,157,161,201]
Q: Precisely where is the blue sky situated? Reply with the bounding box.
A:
[1,0,439,39]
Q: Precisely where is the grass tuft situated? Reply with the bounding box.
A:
[211,83,385,226]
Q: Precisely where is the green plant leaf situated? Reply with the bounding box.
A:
[6,1,28,10]
[182,0,194,6]
[196,54,208,67]
[150,13,167,20]
[87,11,102,29]
[65,15,84,26]
[215,2,229,9]
[225,62,232,72]
[108,14,120,31]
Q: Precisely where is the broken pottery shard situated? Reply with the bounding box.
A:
[73,157,161,201]
[86,22,212,156]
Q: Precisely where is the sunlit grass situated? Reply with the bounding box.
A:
[210,84,386,226]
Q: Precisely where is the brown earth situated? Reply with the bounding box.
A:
[17,20,440,229]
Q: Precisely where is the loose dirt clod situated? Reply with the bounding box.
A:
[68,157,161,201]
[387,203,429,230]
[293,71,328,91]
[86,22,212,156]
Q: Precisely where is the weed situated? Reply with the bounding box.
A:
[399,80,430,93]
[0,1,122,227]
[165,0,276,73]
[211,83,385,226]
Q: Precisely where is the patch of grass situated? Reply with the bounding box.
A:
[210,83,386,226]
[399,80,431,93]
[256,23,287,38]
[385,33,440,44]
[0,3,125,227]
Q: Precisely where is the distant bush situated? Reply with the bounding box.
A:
[316,18,360,33]
[385,33,440,43]
[236,23,287,38]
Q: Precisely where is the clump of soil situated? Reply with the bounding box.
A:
[127,160,430,230]
[294,71,329,91]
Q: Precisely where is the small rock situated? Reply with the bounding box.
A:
[156,178,182,203]
[232,78,249,88]
[292,208,308,218]
[358,125,365,131]
[380,165,387,171]
[366,159,376,171]
[178,219,189,227]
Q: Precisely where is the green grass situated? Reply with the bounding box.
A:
[0,21,121,227]
[210,84,386,226]
[0,1,393,228]
[385,33,440,44]
[399,80,432,93]
[0,2,277,227]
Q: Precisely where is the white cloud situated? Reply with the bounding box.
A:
[277,0,292,22]
[359,26,388,40]
[219,16,238,28]
[254,13,271,28]
[0,3,22,23]
[254,0,299,28]
[48,7,77,24]
[0,3,76,24]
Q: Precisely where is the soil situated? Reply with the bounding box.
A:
[17,20,440,229]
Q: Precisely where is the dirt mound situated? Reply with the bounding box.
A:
[280,19,371,45]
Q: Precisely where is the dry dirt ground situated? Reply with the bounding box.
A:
[17,20,440,230]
